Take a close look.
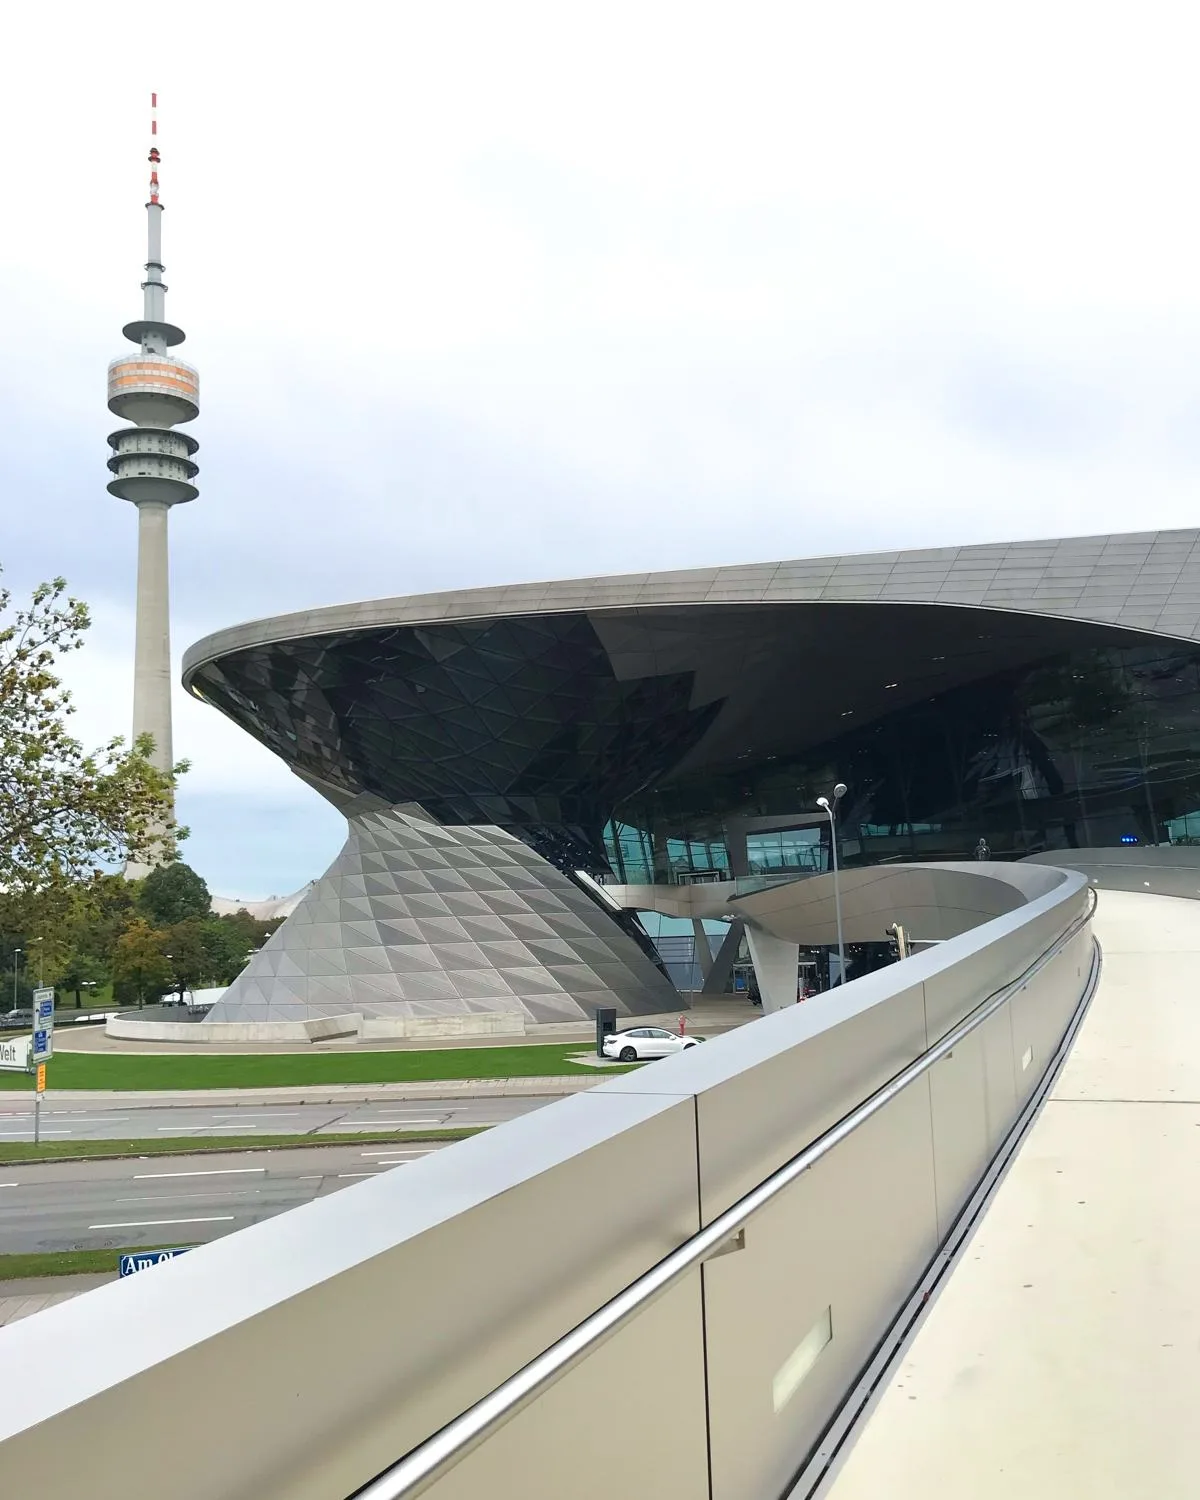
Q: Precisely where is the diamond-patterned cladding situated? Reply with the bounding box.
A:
[208,808,676,1025]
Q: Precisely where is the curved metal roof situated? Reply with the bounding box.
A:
[182,527,1200,689]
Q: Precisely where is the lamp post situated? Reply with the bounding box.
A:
[12,949,22,1012]
[32,937,44,988]
[816,784,848,987]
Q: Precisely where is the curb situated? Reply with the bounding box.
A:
[0,1128,485,1167]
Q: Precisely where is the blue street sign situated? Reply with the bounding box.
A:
[31,1028,52,1061]
[119,1248,191,1277]
[34,995,53,1024]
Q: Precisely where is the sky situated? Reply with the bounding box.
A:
[4,1,1200,898]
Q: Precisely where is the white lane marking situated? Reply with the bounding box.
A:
[0,1130,71,1138]
[87,1215,235,1229]
[298,1175,322,1180]
[0,1183,19,1188]
[372,1159,423,1167]
[210,1113,303,1120]
[133,1168,268,1180]
[350,1116,444,1123]
[43,1116,131,1123]
[115,1191,260,1203]
[336,1172,380,1178]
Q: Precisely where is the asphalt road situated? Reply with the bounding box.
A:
[0,1142,458,1254]
[0,1096,545,1142]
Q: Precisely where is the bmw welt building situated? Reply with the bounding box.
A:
[182,528,1200,1029]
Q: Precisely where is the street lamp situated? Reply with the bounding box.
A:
[11,949,22,1012]
[32,937,44,988]
[816,784,848,987]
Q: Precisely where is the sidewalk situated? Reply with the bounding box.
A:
[0,1276,110,1326]
[52,997,754,1055]
[828,890,1200,1500]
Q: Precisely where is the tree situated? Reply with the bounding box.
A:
[57,947,108,1008]
[0,574,185,892]
[198,918,256,985]
[161,918,210,1001]
[112,918,170,1009]
[217,908,281,956]
[139,862,211,927]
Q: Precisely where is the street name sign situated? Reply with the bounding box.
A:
[119,1248,192,1276]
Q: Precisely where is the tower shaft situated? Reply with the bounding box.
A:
[131,499,174,775]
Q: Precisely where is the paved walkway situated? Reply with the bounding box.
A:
[0,1276,109,1328]
[829,889,1200,1499]
[53,998,754,1055]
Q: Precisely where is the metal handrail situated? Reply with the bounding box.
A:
[350,887,1097,1500]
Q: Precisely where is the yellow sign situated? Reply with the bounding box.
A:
[35,1064,46,1093]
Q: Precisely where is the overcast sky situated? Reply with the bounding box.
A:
[4,2,1200,898]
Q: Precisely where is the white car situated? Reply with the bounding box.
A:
[603,1027,702,1062]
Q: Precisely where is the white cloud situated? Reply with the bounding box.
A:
[7,0,1200,891]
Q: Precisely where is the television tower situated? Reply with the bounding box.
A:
[106,95,199,876]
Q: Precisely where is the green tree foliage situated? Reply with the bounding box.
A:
[57,947,108,1008]
[138,862,211,927]
[162,918,209,1001]
[0,574,185,891]
[112,918,172,1009]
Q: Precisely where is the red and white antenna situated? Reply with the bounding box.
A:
[148,91,161,203]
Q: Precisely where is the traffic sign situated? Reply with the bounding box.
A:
[35,1064,45,1092]
[31,1027,52,1062]
[119,1248,191,1277]
[33,990,54,1033]
[0,1037,31,1072]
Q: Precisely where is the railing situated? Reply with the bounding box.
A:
[351,887,1098,1500]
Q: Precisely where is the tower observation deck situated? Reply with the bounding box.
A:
[108,94,198,875]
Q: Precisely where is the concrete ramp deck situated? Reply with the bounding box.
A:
[828,889,1200,1499]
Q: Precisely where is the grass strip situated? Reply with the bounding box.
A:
[0,1245,199,1280]
[0,1043,605,1091]
[0,1127,486,1165]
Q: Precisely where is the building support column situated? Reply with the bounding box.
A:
[691,918,714,981]
[745,926,800,1013]
[702,918,745,996]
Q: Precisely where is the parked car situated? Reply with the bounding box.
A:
[0,1009,33,1030]
[603,1027,703,1062]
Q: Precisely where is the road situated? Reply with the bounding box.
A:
[0,1096,547,1142]
[0,1142,459,1254]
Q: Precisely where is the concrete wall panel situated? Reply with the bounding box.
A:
[703,1085,939,1500]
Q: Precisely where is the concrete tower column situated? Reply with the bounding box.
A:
[132,500,173,773]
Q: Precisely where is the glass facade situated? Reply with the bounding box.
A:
[190,602,1200,883]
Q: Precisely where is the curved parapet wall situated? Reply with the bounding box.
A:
[729,860,1071,946]
[1022,843,1200,900]
[0,870,1095,1499]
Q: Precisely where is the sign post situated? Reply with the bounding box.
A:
[31,989,53,1145]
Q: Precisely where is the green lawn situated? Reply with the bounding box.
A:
[0,1043,608,1091]
[0,1245,198,1280]
[0,1127,485,1164]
